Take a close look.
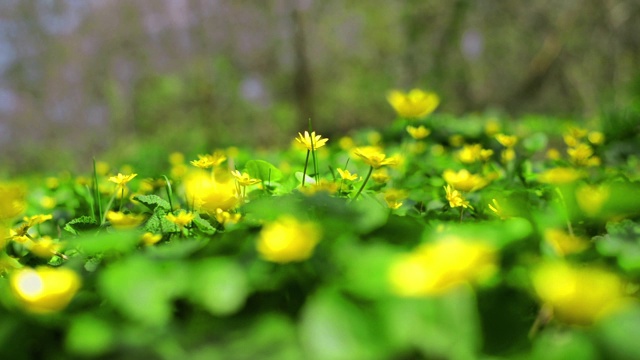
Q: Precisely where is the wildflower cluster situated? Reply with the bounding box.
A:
[0,88,638,360]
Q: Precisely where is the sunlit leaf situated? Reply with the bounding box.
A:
[188,258,249,316]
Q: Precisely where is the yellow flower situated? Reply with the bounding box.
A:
[532,262,626,325]
[298,179,340,196]
[457,144,492,163]
[75,176,90,187]
[108,173,138,188]
[184,171,238,213]
[588,131,604,145]
[0,182,26,221]
[190,152,227,169]
[448,134,465,147]
[575,184,610,217]
[501,148,516,163]
[295,131,328,151]
[106,211,145,229]
[587,156,601,167]
[171,164,189,180]
[457,144,481,163]
[480,149,494,161]
[45,177,59,190]
[166,211,195,230]
[10,266,81,314]
[28,236,62,258]
[563,134,580,148]
[546,148,561,160]
[39,196,56,209]
[384,189,408,210]
[495,134,518,148]
[354,148,398,169]
[387,89,439,119]
[431,144,445,156]
[442,169,489,192]
[388,236,497,296]
[406,125,431,140]
[407,141,427,154]
[444,184,472,209]
[544,228,589,256]
[484,119,501,136]
[95,161,110,176]
[168,152,185,165]
[337,168,359,181]
[367,130,382,145]
[372,169,390,184]
[537,167,583,185]
[566,126,588,139]
[215,209,241,226]
[567,143,595,166]
[338,136,355,151]
[24,214,53,227]
[257,216,321,263]
[8,214,54,244]
[190,155,216,169]
[141,232,162,246]
[231,170,261,186]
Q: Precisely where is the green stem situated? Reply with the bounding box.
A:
[85,185,95,222]
[302,150,310,187]
[119,187,124,211]
[92,158,103,222]
[162,175,174,212]
[352,166,374,201]
[554,187,574,236]
[101,190,119,225]
[311,142,319,184]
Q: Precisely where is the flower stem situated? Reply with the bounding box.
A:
[554,187,574,236]
[302,150,310,187]
[352,166,373,201]
[311,141,319,184]
[92,158,103,222]
[162,175,174,211]
[119,187,124,211]
[101,190,118,225]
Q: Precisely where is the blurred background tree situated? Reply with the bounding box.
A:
[0,0,639,174]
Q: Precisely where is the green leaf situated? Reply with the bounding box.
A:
[429,218,533,249]
[63,216,98,235]
[523,132,548,153]
[245,160,283,184]
[379,287,481,359]
[98,256,186,326]
[596,305,640,359]
[188,258,249,316]
[192,213,217,235]
[133,194,171,212]
[596,220,640,273]
[146,238,207,259]
[144,208,179,234]
[339,243,400,299]
[299,288,387,360]
[65,314,114,357]
[351,194,389,234]
[66,230,140,256]
[530,329,598,360]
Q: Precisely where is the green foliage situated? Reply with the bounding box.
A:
[1,112,640,360]
[133,194,171,212]
[596,220,640,274]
